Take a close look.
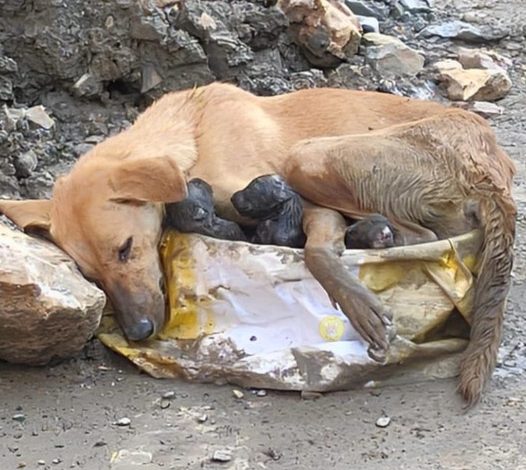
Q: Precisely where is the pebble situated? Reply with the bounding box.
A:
[115,417,131,427]
[37,460,45,466]
[357,15,379,34]
[232,389,244,399]
[301,391,323,401]
[212,449,233,462]
[162,391,176,399]
[376,416,391,428]
[52,458,61,465]
[160,399,171,409]
[197,414,208,423]
[256,389,267,397]
[12,414,26,423]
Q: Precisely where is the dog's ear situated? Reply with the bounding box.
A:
[0,199,52,236]
[109,156,188,204]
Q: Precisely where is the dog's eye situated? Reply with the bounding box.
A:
[118,236,133,262]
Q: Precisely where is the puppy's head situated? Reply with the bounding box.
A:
[231,174,295,220]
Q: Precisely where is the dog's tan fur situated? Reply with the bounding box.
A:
[0,83,516,406]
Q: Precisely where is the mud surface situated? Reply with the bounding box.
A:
[2,0,526,469]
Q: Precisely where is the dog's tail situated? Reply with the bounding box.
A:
[458,192,516,408]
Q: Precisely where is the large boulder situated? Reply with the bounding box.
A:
[279,0,362,67]
[0,218,106,365]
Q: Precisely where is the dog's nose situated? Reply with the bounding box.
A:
[126,318,154,341]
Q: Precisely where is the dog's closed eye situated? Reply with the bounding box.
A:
[118,236,133,262]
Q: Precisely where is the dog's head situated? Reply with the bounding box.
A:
[0,146,188,342]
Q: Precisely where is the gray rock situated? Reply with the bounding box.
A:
[344,0,388,19]
[0,220,105,365]
[0,76,13,101]
[357,15,380,34]
[420,21,507,43]
[362,33,425,76]
[25,106,55,130]
[14,150,38,178]
[130,13,169,41]
[73,73,104,98]
[399,0,432,13]
[212,449,233,463]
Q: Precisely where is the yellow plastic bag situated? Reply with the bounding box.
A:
[98,230,482,391]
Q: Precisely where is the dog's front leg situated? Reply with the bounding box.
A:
[302,203,392,360]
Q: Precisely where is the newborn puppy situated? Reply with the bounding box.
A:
[165,178,247,241]
[231,174,306,248]
[345,214,395,249]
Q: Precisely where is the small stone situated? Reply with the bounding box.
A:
[160,399,171,409]
[376,416,391,428]
[12,414,26,422]
[470,101,504,118]
[197,414,208,423]
[356,16,379,34]
[362,33,424,76]
[212,449,232,462]
[14,150,38,178]
[73,73,103,98]
[420,21,507,43]
[344,0,388,19]
[37,461,45,466]
[115,417,131,427]
[457,48,511,72]
[232,389,244,399]
[25,106,54,130]
[162,391,176,399]
[301,391,323,401]
[141,64,163,93]
[399,0,431,13]
[111,449,153,465]
[256,390,267,397]
[52,458,61,465]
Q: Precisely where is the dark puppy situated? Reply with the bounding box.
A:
[344,214,396,249]
[231,174,306,248]
[165,178,247,241]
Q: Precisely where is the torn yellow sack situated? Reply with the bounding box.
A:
[97,230,481,391]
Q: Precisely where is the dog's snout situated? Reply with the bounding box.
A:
[126,318,154,341]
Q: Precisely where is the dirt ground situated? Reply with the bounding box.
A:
[2,1,526,469]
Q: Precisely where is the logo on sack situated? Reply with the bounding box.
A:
[319,315,345,341]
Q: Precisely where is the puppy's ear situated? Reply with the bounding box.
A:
[0,199,52,237]
[109,156,188,204]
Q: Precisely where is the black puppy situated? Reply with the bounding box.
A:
[165,178,247,241]
[344,214,396,249]
[231,174,306,248]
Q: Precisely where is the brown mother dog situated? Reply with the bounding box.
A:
[0,83,516,406]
